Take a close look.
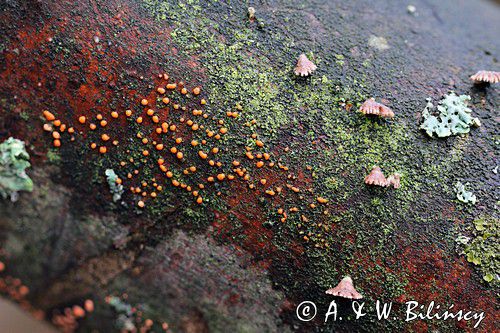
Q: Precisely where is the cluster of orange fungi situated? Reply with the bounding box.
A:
[42,73,335,245]
[51,299,94,333]
[0,260,44,320]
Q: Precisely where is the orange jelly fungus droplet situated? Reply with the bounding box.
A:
[111,111,119,118]
[72,306,85,318]
[43,110,55,121]
[317,197,328,204]
[99,146,107,154]
[125,110,132,117]
[141,99,149,106]
[84,300,94,312]
[53,139,61,147]
[198,151,208,159]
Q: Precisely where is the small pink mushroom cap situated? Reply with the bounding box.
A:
[364,166,388,187]
[359,98,394,118]
[386,173,401,189]
[325,276,363,299]
[470,71,500,84]
[294,54,317,76]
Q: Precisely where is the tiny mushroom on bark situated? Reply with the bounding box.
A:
[470,70,500,84]
[359,98,394,119]
[364,166,388,187]
[386,173,401,189]
[325,276,363,299]
[365,166,400,188]
[294,54,317,77]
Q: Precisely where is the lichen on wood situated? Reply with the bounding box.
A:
[0,137,33,201]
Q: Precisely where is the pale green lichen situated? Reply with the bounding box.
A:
[457,216,499,285]
[420,92,480,138]
[455,181,477,204]
[368,35,390,51]
[107,296,136,331]
[105,169,124,202]
[0,137,33,201]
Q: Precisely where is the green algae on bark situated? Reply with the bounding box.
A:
[1,0,495,331]
[457,215,499,286]
[140,0,496,312]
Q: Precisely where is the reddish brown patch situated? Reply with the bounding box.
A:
[0,0,205,159]
[399,243,497,332]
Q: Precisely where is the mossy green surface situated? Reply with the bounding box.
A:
[136,0,494,331]
[1,0,496,331]
[458,215,499,286]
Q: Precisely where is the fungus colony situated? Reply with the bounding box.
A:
[0,259,96,332]
[41,74,334,237]
[51,299,94,333]
[0,261,37,316]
